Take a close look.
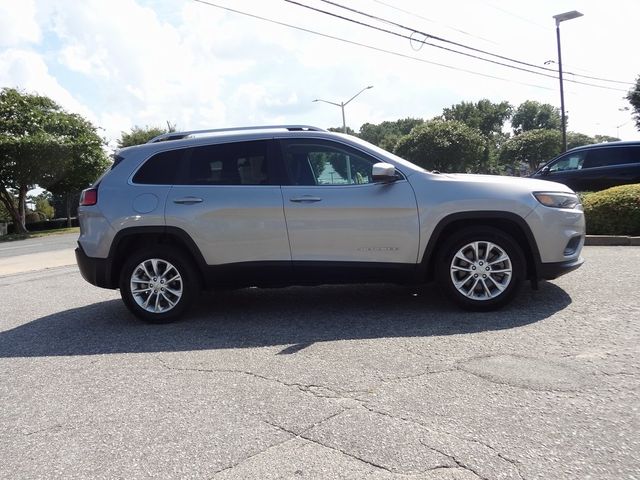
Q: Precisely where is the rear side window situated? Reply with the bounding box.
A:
[583,147,639,169]
[132,149,184,184]
[181,140,269,185]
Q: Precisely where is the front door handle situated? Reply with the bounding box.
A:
[173,197,203,205]
[290,196,322,203]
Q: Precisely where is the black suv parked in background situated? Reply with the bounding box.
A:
[531,141,640,192]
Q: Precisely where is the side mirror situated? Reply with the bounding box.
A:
[372,162,397,183]
[540,166,550,176]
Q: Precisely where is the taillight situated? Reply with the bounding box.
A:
[80,188,98,206]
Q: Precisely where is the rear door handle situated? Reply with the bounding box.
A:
[289,196,322,203]
[173,197,203,205]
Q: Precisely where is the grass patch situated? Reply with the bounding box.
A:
[0,227,79,243]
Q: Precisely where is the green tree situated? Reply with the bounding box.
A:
[30,192,55,220]
[117,123,176,148]
[567,132,595,150]
[441,99,512,137]
[441,99,513,173]
[394,120,486,173]
[627,75,640,130]
[359,118,424,151]
[41,114,109,226]
[327,126,356,135]
[593,134,620,143]
[511,101,562,134]
[0,88,99,233]
[499,129,562,172]
[0,194,14,221]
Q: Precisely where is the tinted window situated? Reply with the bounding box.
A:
[583,147,639,169]
[132,149,183,184]
[182,141,269,185]
[282,141,375,186]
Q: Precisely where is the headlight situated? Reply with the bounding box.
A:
[533,192,580,209]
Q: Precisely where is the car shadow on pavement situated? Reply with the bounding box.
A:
[0,281,571,358]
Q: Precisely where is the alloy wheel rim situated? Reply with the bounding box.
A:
[130,258,183,313]
[450,241,512,301]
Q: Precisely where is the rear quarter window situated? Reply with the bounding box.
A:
[132,149,184,184]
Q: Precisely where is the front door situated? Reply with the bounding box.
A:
[278,139,420,266]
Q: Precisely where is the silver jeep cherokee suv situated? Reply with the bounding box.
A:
[76,125,584,322]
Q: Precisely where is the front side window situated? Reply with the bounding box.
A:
[282,141,375,186]
[549,152,585,172]
[182,140,270,185]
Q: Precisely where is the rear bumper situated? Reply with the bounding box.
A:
[538,256,584,280]
[75,244,116,289]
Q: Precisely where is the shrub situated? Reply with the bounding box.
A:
[7,217,79,234]
[25,211,43,223]
[582,184,640,235]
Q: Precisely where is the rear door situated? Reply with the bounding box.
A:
[278,138,420,265]
[580,146,640,191]
[165,139,291,266]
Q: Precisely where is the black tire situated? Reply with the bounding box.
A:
[119,247,200,323]
[436,227,525,311]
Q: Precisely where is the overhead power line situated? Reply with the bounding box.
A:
[371,0,627,82]
[191,0,631,96]
[299,0,633,89]
[369,0,499,46]
[323,0,635,85]
[191,0,558,91]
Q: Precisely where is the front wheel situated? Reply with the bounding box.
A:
[436,227,525,311]
[119,247,200,323]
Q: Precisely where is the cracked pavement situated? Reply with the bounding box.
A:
[0,246,639,479]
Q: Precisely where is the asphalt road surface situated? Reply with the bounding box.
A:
[0,247,638,479]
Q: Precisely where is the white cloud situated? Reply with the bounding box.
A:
[58,44,111,78]
[0,48,95,121]
[0,0,41,47]
[0,0,638,145]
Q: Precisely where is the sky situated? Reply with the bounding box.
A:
[1,0,639,150]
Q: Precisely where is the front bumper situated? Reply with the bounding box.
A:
[538,256,584,280]
[75,244,116,289]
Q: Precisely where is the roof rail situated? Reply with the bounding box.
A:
[147,125,327,143]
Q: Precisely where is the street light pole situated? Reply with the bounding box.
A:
[313,85,373,133]
[553,10,583,152]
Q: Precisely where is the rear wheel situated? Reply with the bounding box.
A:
[436,227,525,311]
[119,247,199,323]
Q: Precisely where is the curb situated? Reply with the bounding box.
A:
[585,235,640,246]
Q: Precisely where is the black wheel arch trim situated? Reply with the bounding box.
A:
[106,226,208,287]
[418,211,542,280]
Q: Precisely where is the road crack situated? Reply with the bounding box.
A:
[209,410,347,478]
[154,355,364,400]
[359,403,525,479]
[419,441,487,480]
[464,437,526,480]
